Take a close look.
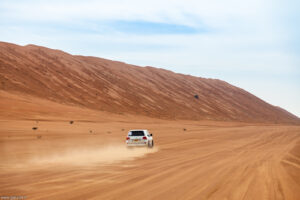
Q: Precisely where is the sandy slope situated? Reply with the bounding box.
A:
[1,117,299,200]
[1,41,299,124]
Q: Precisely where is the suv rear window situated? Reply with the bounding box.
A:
[130,131,145,136]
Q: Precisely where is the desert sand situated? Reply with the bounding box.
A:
[1,105,299,199]
[1,42,299,124]
[1,42,300,199]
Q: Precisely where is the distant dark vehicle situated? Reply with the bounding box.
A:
[126,130,154,148]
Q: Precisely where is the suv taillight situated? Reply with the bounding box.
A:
[142,136,147,140]
[126,137,130,140]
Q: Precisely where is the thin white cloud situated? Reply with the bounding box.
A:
[0,0,268,26]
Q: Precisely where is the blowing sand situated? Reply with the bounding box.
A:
[1,119,300,200]
[29,145,158,167]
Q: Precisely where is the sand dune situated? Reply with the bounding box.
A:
[0,41,299,123]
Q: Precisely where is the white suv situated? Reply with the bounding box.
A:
[126,130,154,148]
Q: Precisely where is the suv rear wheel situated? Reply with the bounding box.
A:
[148,140,154,148]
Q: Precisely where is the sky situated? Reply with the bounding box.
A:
[0,0,299,117]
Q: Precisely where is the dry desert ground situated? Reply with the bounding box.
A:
[1,114,300,200]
